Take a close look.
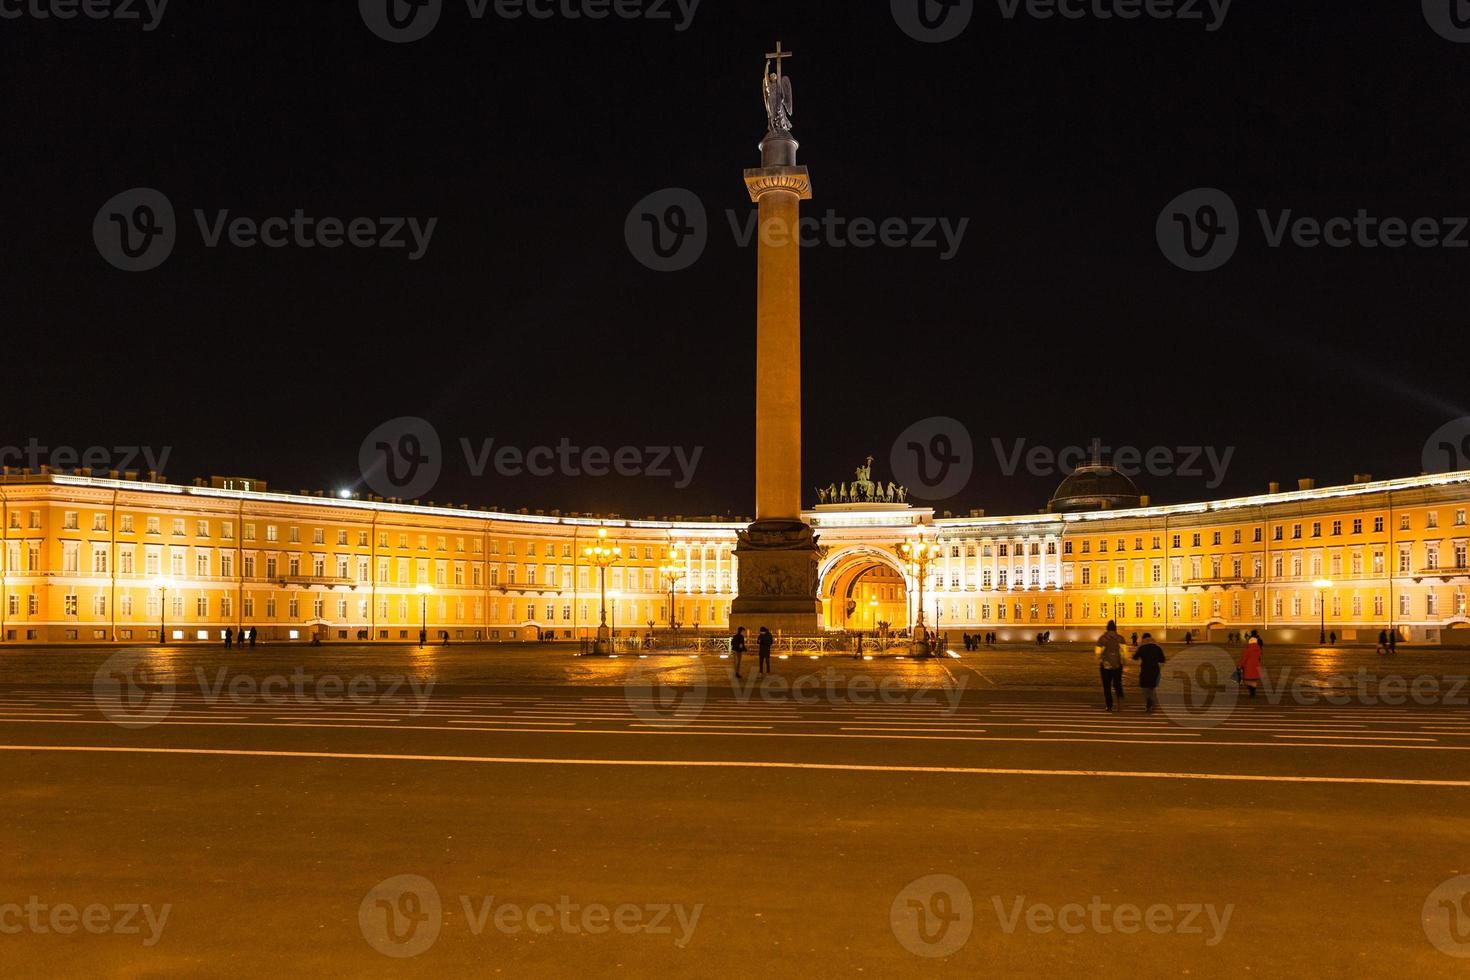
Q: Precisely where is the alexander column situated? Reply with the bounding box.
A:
[730,43,822,635]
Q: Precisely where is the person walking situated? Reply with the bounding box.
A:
[757,626,774,676]
[1097,619,1127,712]
[1131,632,1166,714]
[1388,629,1398,656]
[1376,629,1388,655]
[223,626,233,650]
[1239,632,1264,698]
[731,626,748,679]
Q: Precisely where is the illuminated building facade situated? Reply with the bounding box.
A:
[3,466,1470,645]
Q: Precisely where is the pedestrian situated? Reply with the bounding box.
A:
[731,625,748,679]
[1388,629,1398,656]
[757,626,774,676]
[1377,629,1388,655]
[854,630,864,659]
[1329,630,1336,645]
[247,627,256,649]
[1096,619,1127,712]
[1131,632,1166,714]
[1184,631,1193,645]
[1239,632,1264,698]
[223,626,233,650]
[418,628,427,648]
[1131,631,1139,647]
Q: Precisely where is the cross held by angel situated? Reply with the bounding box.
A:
[763,41,794,134]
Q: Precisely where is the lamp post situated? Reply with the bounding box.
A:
[658,554,687,639]
[583,527,622,655]
[1313,578,1332,644]
[153,576,172,645]
[417,582,432,647]
[898,534,939,658]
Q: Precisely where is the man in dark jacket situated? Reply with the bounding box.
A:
[1097,620,1127,712]
[1131,632,1167,714]
[731,626,748,679]
[757,626,774,676]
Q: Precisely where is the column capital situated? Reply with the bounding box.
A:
[744,165,813,202]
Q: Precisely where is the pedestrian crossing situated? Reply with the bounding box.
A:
[1,688,1468,752]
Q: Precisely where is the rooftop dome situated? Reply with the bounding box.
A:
[1049,463,1143,513]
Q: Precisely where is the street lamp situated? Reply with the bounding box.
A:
[658,550,687,638]
[1313,578,1332,644]
[898,534,939,658]
[583,527,622,655]
[153,576,173,645]
[417,582,432,647]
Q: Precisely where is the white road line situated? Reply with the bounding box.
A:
[1273,734,1436,742]
[5,743,1470,787]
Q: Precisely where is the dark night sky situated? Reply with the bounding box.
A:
[2,2,1467,518]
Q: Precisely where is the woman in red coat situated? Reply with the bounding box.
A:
[1239,633,1264,698]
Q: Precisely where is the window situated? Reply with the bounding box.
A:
[92,513,108,531]
[63,511,79,530]
[1427,512,1440,530]
[146,516,160,535]
[266,525,278,542]
[1373,517,1384,533]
